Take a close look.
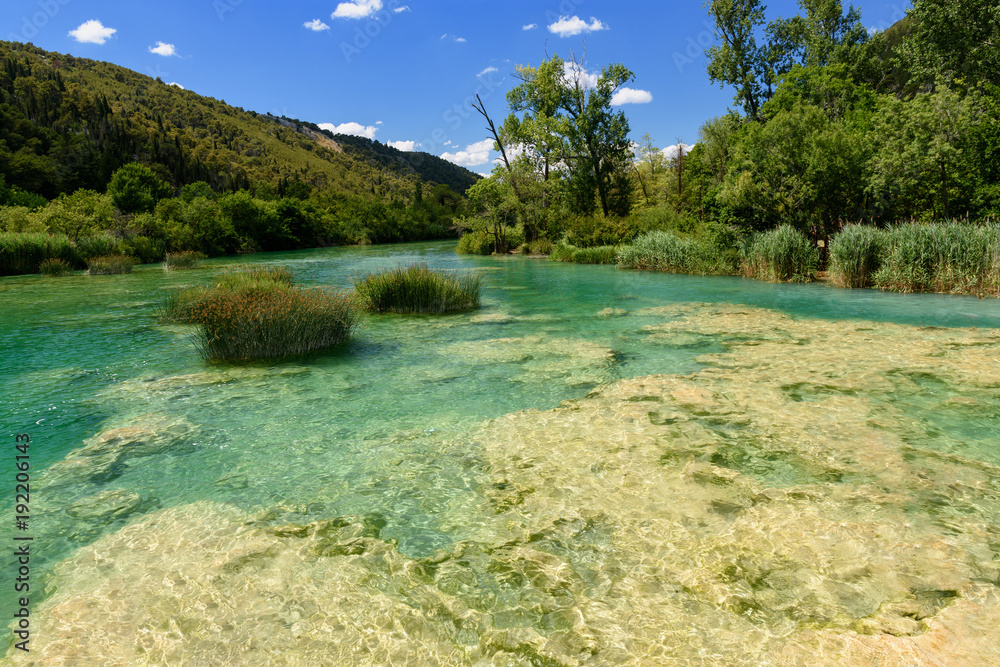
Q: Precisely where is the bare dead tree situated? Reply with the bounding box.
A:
[471,94,519,199]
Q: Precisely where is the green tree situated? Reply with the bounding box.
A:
[901,0,1000,88]
[868,84,984,220]
[505,55,635,218]
[706,0,770,119]
[107,163,173,214]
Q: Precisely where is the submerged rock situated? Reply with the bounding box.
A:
[15,303,1000,665]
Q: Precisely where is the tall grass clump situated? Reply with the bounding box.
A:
[828,224,886,288]
[520,238,555,256]
[87,254,137,275]
[567,245,618,264]
[0,232,77,276]
[214,264,293,291]
[164,251,207,270]
[160,264,357,361]
[353,264,481,313]
[741,225,818,283]
[547,240,578,262]
[190,287,357,362]
[39,258,72,276]
[617,230,734,275]
[76,233,120,260]
[872,222,1000,296]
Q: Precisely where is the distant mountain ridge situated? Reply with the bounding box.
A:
[0,40,479,202]
[260,114,480,195]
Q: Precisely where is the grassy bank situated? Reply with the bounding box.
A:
[830,222,1000,296]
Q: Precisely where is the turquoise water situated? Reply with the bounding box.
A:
[3,242,1000,664]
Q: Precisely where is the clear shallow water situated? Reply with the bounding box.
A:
[3,242,1000,664]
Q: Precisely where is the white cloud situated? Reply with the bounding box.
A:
[167,82,184,89]
[149,41,177,57]
[455,37,467,43]
[523,23,538,31]
[394,5,410,12]
[441,139,494,167]
[563,61,598,89]
[319,122,378,139]
[547,15,607,37]
[388,140,417,151]
[662,143,695,160]
[441,33,465,43]
[304,19,330,31]
[68,20,116,45]
[477,66,498,77]
[611,87,653,106]
[332,0,382,20]
[376,120,383,125]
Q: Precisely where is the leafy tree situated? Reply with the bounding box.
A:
[458,177,518,253]
[706,0,770,119]
[868,84,984,220]
[901,0,1000,88]
[706,0,868,119]
[505,55,636,218]
[108,163,173,214]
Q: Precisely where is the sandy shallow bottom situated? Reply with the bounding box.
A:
[14,303,1000,665]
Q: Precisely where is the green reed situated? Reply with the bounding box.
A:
[616,230,733,275]
[741,225,818,283]
[872,222,1000,296]
[0,232,78,276]
[163,251,207,270]
[39,257,72,276]
[87,254,137,275]
[189,286,357,362]
[828,224,886,288]
[353,264,481,314]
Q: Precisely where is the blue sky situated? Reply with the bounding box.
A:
[3,0,911,173]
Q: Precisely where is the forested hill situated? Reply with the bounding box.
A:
[0,40,479,201]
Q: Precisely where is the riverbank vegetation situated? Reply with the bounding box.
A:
[453,0,1000,296]
[0,40,478,276]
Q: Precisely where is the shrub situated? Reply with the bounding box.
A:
[524,238,555,255]
[164,250,207,270]
[39,258,72,276]
[0,232,78,276]
[456,230,493,255]
[190,287,357,362]
[353,264,481,314]
[616,230,734,275]
[741,225,818,283]
[120,236,166,264]
[828,224,885,288]
[87,254,137,275]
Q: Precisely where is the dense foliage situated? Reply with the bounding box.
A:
[457,0,999,297]
[0,40,479,275]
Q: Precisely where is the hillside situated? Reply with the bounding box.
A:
[0,41,479,202]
